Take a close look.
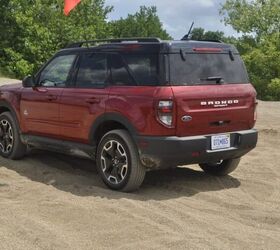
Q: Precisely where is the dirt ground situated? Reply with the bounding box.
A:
[0,78,279,250]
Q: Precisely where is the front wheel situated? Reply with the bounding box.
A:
[0,112,26,159]
[199,158,241,176]
[96,129,146,192]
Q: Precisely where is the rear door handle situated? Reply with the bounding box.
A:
[47,95,57,101]
[85,97,100,104]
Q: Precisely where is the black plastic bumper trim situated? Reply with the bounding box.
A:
[134,129,258,169]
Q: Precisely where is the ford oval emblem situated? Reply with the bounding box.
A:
[181,115,192,122]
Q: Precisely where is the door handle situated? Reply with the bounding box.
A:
[47,95,57,101]
[85,97,100,104]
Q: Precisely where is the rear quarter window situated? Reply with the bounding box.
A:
[123,54,159,86]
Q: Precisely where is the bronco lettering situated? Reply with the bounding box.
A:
[201,100,239,107]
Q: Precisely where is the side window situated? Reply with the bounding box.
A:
[76,53,108,88]
[39,55,76,87]
[123,54,159,86]
[109,54,135,86]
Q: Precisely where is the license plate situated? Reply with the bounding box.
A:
[211,134,230,150]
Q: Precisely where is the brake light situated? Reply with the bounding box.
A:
[121,44,141,51]
[193,48,222,53]
[157,100,174,127]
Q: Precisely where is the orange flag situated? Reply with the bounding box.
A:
[64,0,81,15]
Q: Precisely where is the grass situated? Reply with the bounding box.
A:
[0,67,13,79]
[0,67,5,78]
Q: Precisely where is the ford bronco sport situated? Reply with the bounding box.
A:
[0,38,258,191]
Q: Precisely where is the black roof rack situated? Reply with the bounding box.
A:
[65,37,161,48]
[196,39,223,43]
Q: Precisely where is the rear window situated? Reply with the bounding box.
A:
[169,53,249,85]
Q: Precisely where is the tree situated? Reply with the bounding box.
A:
[190,28,226,41]
[189,28,205,40]
[220,0,280,38]
[0,3,172,78]
[241,33,280,100]
[221,0,280,100]
[0,0,112,78]
[110,6,172,40]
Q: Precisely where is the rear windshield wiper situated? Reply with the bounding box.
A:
[199,76,225,84]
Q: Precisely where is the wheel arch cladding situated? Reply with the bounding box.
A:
[89,113,138,146]
[0,101,21,133]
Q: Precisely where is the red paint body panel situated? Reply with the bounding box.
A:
[20,87,63,137]
[59,87,109,143]
[107,86,175,136]
[172,83,257,136]
[0,82,256,143]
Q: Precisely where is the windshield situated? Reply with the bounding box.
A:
[169,53,249,85]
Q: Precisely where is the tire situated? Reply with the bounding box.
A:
[0,112,26,159]
[96,129,146,192]
[199,158,241,176]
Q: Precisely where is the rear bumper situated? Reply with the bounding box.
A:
[134,129,258,169]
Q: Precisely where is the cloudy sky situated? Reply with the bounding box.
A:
[105,0,238,39]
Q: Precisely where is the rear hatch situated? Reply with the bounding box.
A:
[169,42,257,136]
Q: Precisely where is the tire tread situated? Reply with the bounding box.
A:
[199,158,241,176]
[97,129,145,192]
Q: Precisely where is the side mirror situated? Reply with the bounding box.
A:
[22,75,36,88]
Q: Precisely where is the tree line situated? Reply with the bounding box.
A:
[0,0,279,100]
[0,1,170,79]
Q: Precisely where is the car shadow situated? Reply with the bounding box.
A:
[0,150,241,201]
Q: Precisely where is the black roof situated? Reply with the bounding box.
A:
[60,37,238,54]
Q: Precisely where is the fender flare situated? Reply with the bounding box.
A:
[0,100,22,133]
[89,112,138,145]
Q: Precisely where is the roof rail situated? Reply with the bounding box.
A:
[196,39,223,43]
[65,37,161,48]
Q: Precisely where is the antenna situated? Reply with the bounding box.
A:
[181,21,194,40]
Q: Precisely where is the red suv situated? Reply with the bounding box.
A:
[0,38,258,191]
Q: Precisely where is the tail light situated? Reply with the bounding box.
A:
[193,48,223,53]
[156,100,174,127]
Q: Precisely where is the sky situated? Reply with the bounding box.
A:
[105,0,239,39]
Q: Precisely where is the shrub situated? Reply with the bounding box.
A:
[267,78,280,101]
